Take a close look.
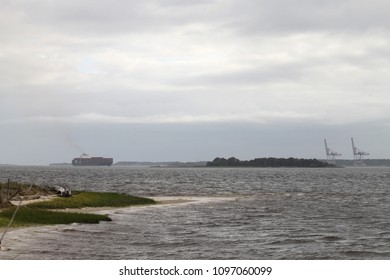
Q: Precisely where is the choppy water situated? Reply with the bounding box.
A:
[1,166,390,259]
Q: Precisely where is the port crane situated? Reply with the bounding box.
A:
[324,139,341,165]
[351,137,369,166]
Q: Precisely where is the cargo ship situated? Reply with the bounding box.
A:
[72,154,113,166]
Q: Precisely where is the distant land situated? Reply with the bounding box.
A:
[206,157,333,168]
[46,158,390,167]
[114,161,208,167]
[206,158,390,167]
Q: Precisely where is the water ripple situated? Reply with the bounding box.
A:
[1,166,390,259]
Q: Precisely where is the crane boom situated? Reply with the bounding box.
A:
[351,137,369,166]
[324,139,341,165]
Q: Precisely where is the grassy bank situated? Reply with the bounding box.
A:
[27,191,155,209]
[0,184,156,228]
[0,207,112,227]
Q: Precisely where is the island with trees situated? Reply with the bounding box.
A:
[206,157,334,168]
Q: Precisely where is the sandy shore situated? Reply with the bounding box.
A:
[9,195,59,206]
[44,196,195,213]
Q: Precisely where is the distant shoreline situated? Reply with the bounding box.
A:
[206,157,334,168]
[3,158,390,167]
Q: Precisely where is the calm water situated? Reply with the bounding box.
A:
[1,166,390,259]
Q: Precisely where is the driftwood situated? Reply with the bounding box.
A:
[0,180,19,208]
[0,189,12,208]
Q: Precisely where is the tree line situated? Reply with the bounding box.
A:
[206,157,333,167]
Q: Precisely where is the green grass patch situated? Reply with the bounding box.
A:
[27,191,156,209]
[0,188,155,228]
[0,207,112,228]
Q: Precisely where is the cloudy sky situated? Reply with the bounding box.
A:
[1,0,390,165]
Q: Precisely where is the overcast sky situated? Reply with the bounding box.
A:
[1,0,390,165]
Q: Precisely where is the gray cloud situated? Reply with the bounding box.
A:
[1,0,390,164]
[226,0,390,35]
[4,0,221,36]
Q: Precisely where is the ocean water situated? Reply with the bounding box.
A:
[1,166,390,259]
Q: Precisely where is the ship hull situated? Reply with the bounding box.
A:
[72,157,113,166]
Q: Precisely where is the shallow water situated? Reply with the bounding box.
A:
[1,166,390,259]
